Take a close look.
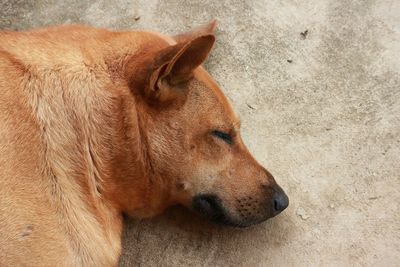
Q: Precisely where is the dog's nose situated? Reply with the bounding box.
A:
[272,189,289,214]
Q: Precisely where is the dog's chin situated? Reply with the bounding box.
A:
[191,194,263,228]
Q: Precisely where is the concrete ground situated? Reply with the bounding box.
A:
[1,0,399,266]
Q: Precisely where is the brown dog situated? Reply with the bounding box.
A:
[0,21,288,266]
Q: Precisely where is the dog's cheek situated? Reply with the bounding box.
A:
[198,136,226,162]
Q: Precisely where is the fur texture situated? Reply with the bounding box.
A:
[0,22,287,266]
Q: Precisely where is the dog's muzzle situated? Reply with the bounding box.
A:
[192,194,233,226]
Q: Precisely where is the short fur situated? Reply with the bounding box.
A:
[0,22,287,266]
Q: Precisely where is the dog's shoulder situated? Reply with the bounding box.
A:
[0,25,125,266]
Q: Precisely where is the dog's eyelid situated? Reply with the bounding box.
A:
[211,130,233,145]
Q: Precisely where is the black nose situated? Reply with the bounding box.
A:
[273,189,289,214]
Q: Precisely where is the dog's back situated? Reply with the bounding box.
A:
[0,26,125,267]
[0,31,70,266]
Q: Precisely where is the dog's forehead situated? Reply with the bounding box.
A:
[194,67,240,128]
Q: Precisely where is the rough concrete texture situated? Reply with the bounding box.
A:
[1,0,399,266]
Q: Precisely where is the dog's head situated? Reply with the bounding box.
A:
[126,21,288,227]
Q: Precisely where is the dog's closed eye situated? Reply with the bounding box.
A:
[211,130,233,145]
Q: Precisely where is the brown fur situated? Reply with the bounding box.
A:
[0,22,287,266]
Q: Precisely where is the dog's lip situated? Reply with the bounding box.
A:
[191,194,258,228]
[192,194,232,225]
[191,193,285,228]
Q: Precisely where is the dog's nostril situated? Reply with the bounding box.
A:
[274,199,279,211]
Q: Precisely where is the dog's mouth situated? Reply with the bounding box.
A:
[192,194,258,228]
[192,193,286,228]
[192,194,237,226]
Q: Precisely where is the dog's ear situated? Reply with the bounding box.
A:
[174,20,217,43]
[126,22,216,103]
[142,34,215,103]
[161,33,215,84]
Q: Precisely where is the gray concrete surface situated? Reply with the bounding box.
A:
[1,0,399,266]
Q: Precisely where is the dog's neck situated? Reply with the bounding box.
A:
[97,88,173,219]
[103,35,182,217]
[77,32,176,218]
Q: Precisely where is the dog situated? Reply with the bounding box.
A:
[0,21,288,266]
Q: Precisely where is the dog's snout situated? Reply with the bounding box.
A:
[260,169,289,216]
[273,189,289,214]
[262,167,275,181]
